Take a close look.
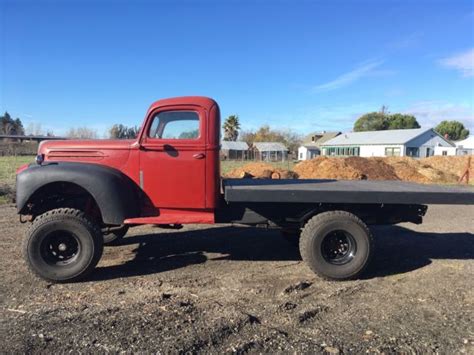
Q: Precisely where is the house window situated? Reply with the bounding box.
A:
[406,147,419,157]
[324,147,360,156]
[385,147,401,157]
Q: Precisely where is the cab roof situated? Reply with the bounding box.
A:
[147,96,217,114]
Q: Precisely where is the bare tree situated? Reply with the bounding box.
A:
[66,127,98,139]
[109,124,140,139]
[25,122,44,136]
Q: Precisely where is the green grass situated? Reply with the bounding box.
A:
[0,155,35,186]
[0,155,35,204]
[220,160,297,175]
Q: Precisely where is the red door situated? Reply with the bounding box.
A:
[139,107,207,209]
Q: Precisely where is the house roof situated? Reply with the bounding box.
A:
[455,136,474,149]
[304,131,341,146]
[220,141,249,150]
[322,128,447,146]
[253,142,287,151]
[300,145,321,150]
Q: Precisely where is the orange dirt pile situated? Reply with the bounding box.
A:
[378,157,459,184]
[294,156,466,184]
[422,156,472,179]
[225,162,298,179]
[294,156,399,181]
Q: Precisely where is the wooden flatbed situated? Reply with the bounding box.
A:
[223,179,474,205]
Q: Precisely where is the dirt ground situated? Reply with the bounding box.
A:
[1,204,473,353]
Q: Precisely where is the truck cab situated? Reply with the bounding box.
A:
[26,97,222,225]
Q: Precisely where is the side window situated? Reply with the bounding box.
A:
[148,111,200,139]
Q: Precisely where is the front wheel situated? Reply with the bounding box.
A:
[22,208,103,283]
[299,211,373,280]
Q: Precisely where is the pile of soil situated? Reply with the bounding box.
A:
[294,156,464,184]
[423,156,472,179]
[379,157,432,184]
[225,162,298,179]
[294,157,399,181]
[224,156,471,184]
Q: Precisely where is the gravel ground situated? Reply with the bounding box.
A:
[0,204,473,353]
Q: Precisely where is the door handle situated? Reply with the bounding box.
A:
[193,153,205,159]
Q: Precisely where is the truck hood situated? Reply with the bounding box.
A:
[39,139,136,168]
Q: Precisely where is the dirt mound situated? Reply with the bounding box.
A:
[422,156,472,179]
[294,156,399,181]
[294,156,463,184]
[225,162,298,179]
[225,156,470,183]
[345,157,399,180]
[378,157,431,183]
[383,157,461,184]
[294,157,361,180]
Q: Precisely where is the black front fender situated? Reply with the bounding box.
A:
[16,162,140,225]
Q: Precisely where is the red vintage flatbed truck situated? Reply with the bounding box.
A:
[16,96,474,283]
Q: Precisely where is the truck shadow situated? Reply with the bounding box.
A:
[365,226,474,279]
[92,225,473,282]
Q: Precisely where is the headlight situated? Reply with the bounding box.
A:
[35,154,44,165]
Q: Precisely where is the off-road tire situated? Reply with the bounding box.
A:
[22,208,103,283]
[299,211,373,280]
[103,226,129,245]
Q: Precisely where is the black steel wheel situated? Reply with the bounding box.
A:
[23,208,103,283]
[300,211,373,280]
[320,230,357,265]
[40,230,81,265]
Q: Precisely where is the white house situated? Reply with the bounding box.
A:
[321,128,454,158]
[435,135,474,156]
[298,145,320,161]
[298,131,341,160]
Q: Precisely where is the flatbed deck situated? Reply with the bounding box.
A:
[223,179,474,205]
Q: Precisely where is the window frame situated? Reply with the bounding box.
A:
[147,110,201,141]
[385,147,401,157]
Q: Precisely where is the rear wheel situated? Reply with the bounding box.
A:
[23,208,103,283]
[103,226,129,245]
[299,211,373,280]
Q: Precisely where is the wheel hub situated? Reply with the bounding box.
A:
[321,230,356,265]
[40,231,80,265]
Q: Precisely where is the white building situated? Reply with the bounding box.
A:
[435,135,474,156]
[298,145,320,161]
[298,131,341,160]
[321,128,454,158]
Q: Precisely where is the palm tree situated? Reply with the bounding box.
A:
[223,115,241,141]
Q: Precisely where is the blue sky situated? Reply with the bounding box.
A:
[1,0,473,137]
